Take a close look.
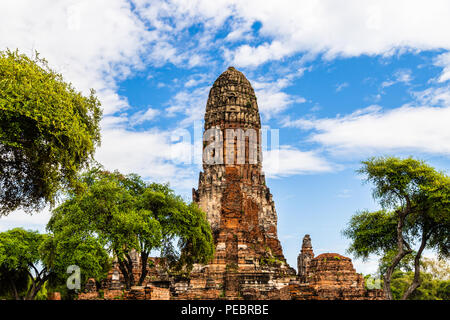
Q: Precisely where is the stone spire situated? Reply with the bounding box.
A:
[204,66,261,130]
[297,234,314,282]
[193,67,291,279]
[77,67,385,301]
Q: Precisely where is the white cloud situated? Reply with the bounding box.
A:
[132,1,450,96]
[287,89,450,156]
[185,79,200,88]
[165,86,210,126]
[381,69,413,88]
[95,101,201,193]
[0,0,151,115]
[252,78,306,119]
[434,52,450,83]
[0,207,52,233]
[184,73,211,88]
[336,82,349,92]
[128,0,449,72]
[414,85,450,106]
[336,189,352,199]
[225,41,293,68]
[224,20,254,42]
[5,0,449,120]
[95,127,197,191]
[220,0,450,67]
[263,146,333,178]
[130,107,160,125]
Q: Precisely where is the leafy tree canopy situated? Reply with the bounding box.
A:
[0,228,109,300]
[344,157,450,300]
[47,169,215,289]
[0,228,110,300]
[391,269,450,300]
[0,49,102,215]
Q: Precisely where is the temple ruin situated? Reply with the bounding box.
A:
[78,67,383,300]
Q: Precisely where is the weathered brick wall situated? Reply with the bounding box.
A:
[77,292,99,300]
[147,286,170,300]
[47,292,61,300]
[190,67,295,299]
[77,67,384,301]
[300,251,383,300]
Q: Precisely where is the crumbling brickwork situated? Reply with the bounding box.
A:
[193,67,285,263]
[78,67,383,300]
[290,235,383,300]
[298,234,314,283]
[188,67,296,299]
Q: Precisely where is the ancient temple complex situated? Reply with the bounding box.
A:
[78,67,383,300]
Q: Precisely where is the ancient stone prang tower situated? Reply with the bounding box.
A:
[297,234,314,282]
[189,67,295,298]
[192,66,289,273]
[78,68,384,300]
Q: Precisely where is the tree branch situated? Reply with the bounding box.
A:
[9,277,19,300]
[138,251,149,286]
[383,204,413,300]
[402,229,431,300]
[25,269,36,300]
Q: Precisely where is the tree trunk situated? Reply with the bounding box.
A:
[383,250,410,300]
[138,252,149,286]
[125,253,135,286]
[24,269,37,300]
[383,207,412,300]
[117,259,134,289]
[9,278,19,300]
[401,231,428,300]
[117,252,137,289]
[29,274,49,300]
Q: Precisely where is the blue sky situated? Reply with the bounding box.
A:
[1,0,450,274]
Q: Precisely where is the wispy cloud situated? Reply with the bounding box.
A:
[252,77,306,119]
[335,82,349,92]
[381,69,413,88]
[263,146,334,178]
[285,85,450,156]
[129,107,160,125]
[434,52,450,83]
[165,86,210,126]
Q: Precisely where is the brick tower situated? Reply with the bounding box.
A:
[78,67,384,300]
[191,67,295,299]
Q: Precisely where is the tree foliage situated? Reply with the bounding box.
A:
[344,209,398,259]
[391,269,450,300]
[421,257,450,280]
[47,169,215,289]
[344,157,450,300]
[0,49,102,215]
[0,227,109,300]
[0,228,48,300]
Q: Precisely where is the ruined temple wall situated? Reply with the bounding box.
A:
[193,67,288,269]
[78,67,384,301]
[195,164,278,241]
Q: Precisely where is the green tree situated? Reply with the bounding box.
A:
[0,228,49,300]
[0,49,102,216]
[0,228,109,300]
[343,157,450,300]
[41,232,111,295]
[47,169,215,289]
[421,257,450,280]
[390,268,450,300]
[0,266,29,299]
